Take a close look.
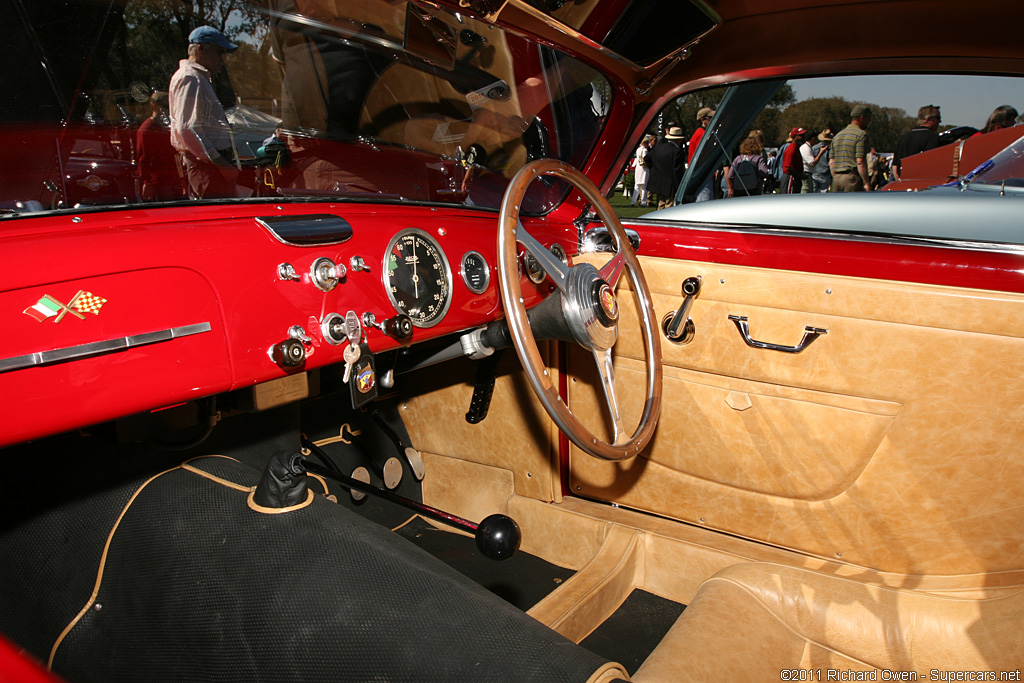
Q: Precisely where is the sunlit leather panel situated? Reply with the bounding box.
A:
[569,256,1024,576]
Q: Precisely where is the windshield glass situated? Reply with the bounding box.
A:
[3,0,610,217]
[963,132,1024,188]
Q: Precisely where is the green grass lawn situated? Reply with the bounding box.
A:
[606,185,661,220]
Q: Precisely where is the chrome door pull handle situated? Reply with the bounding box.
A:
[728,315,827,354]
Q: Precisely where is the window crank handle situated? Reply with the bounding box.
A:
[662,276,702,343]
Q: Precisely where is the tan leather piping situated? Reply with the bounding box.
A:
[305,471,330,495]
[246,488,315,514]
[48,466,178,669]
[587,661,632,683]
[390,514,421,533]
[181,455,252,492]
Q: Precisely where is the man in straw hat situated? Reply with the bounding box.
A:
[806,129,832,192]
[800,129,831,193]
[781,127,808,194]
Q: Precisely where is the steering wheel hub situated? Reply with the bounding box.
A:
[561,263,618,352]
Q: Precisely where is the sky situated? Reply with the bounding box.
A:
[791,74,1022,129]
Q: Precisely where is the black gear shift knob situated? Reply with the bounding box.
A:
[474,514,521,561]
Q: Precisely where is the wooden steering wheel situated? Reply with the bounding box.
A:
[497,159,663,461]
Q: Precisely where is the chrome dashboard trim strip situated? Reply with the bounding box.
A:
[0,322,212,374]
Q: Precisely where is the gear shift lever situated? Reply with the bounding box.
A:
[300,434,520,560]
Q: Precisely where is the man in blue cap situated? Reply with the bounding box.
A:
[169,26,240,198]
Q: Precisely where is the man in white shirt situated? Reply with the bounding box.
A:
[169,26,239,198]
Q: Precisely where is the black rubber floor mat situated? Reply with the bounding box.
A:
[395,517,575,611]
[580,589,686,675]
[15,458,611,683]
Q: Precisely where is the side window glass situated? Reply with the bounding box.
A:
[611,75,1023,222]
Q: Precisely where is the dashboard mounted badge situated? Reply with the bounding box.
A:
[349,342,378,409]
[23,291,107,323]
[356,363,375,394]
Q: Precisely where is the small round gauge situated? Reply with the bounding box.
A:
[550,242,569,266]
[523,251,546,284]
[461,251,490,294]
[383,228,452,328]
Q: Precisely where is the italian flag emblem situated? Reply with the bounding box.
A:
[23,291,107,323]
[23,295,65,322]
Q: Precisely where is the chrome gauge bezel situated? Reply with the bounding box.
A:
[382,228,453,329]
[460,250,490,294]
[520,242,568,285]
[550,242,569,266]
[523,251,546,284]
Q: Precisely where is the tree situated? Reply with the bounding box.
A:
[778,96,853,146]
[748,83,795,146]
[864,105,913,153]
[649,86,727,139]
[120,0,267,108]
[778,96,913,152]
[650,83,797,145]
[767,83,797,109]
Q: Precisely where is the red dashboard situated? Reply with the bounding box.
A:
[0,203,577,448]
[7,196,1022,451]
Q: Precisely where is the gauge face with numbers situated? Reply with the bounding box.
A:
[461,251,490,294]
[383,229,452,328]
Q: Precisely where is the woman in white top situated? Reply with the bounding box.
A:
[631,136,654,206]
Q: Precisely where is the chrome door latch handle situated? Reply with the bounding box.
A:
[728,315,827,354]
[662,276,702,344]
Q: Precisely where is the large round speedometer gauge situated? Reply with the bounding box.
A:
[383,228,452,328]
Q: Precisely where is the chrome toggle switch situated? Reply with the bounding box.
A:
[278,263,301,282]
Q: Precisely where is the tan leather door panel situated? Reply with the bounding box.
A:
[568,255,1024,576]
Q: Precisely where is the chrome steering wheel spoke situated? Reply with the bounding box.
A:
[593,347,627,445]
[598,251,626,288]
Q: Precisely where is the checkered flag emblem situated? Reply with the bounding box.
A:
[71,291,107,315]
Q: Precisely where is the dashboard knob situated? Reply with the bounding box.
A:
[270,338,306,368]
[382,314,413,342]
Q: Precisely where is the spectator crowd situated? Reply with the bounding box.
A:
[620,102,1019,207]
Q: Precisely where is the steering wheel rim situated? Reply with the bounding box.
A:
[497,159,662,461]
